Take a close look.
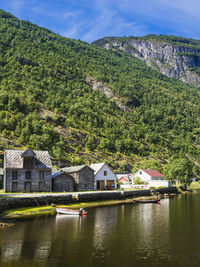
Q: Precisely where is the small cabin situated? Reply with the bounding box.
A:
[52,171,75,192]
[62,165,94,191]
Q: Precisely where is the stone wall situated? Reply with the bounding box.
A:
[0,187,178,212]
[151,187,178,194]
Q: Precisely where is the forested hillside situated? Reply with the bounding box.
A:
[0,9,200,176]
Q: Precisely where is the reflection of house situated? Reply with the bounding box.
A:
[133,169,172,187]
[90,163,117,190]
[52,171,75,192]
[4,148,52,192]
[62,165,94,191]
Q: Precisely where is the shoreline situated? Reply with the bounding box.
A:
[0,187,181,220]
[2,194,178,220]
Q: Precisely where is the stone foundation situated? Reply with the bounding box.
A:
[0,187,178,212]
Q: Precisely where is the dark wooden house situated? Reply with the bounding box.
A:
[62,165,94,191]
[52,171,75,192]
[4,148,52,192]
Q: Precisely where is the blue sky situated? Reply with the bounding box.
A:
[1,0,200,43]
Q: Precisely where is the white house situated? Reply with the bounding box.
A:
[90,163,117,190]
[133,169,172,188]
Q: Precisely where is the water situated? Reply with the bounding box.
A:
[0,192,200,267]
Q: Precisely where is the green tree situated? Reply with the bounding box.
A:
[164,158,194,187]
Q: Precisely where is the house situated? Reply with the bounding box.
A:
[0,167,3,188]
[62,165,94,191]
[116,173,133,184]
[4,148,52,192]
[119,176,129,184]
[52,171,75,192]
[133,169,172,188]
[90,163,117,190]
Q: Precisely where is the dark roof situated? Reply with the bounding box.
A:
[52,171,74,179]
[4,150,52,169]
[143,169,165,177]
[22,148,36,157]
[62,165,94,173]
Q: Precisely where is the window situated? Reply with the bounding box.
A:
[39,171,45,180]
[12,170,18,180]
[24,157,34,169]
[104,171,107,176]
[26,171,31,180]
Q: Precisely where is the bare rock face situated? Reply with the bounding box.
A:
[101,39,200,87]
[86,77,129,111]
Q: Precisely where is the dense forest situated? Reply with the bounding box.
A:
[0,9,200,179]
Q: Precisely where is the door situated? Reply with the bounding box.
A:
[12,182,18,192]
[25,182,31,192]
[100,180,105,190]
[39,182,45,191]
[97,180,105,190]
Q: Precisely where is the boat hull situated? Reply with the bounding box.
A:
[134,199,160,204]
[56,207,87,215]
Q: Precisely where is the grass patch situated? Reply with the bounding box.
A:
[188,182,200,190]
[3,199,136,219]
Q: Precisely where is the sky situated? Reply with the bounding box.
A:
[1,0,200,43]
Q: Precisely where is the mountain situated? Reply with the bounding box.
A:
[0,9,200,175]
[93,35,200,87]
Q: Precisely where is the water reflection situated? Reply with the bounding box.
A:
[1,194,200,267]
[1,227,24,263]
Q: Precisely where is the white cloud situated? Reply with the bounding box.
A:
[61,26,79,39]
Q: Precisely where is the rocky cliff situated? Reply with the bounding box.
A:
[93,36,200,87]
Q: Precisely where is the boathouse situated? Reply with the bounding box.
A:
[4,148,52,192]
[62,165,95,191]
[90,163,117,190]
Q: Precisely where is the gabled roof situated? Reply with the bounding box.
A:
[119,176,128,181]
[89,163,105,175]
[62,165,94,173]
[116,173,133,179]
[142,169,165,177]
[4,150,52,169]
[52,171,74,179]
[22,148,36,157]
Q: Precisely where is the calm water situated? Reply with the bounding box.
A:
[0,192,200,267]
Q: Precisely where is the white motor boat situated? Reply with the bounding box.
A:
[56,207,87,215]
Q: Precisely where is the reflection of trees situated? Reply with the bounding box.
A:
[1,227,24,262]
[93,206,119,252]
[0,216,54,264]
